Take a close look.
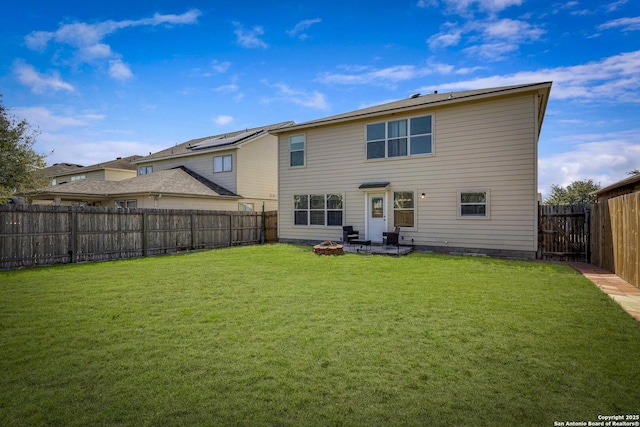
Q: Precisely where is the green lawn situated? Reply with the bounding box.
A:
[1,244,639,426]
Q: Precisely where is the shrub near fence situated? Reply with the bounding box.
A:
[0,204,278,270]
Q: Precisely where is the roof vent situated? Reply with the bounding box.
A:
[410,93,420,98]
[434,90,438,94]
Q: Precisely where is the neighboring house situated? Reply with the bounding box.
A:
[592,174,640,202]
[273,82,552,259]
[28,166,241,208]
[131,121,293,211]
[30,122,292,210]
[47,155,142,186]
[42,162,85,185]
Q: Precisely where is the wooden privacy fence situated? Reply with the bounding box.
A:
[538,204,590,262]
[0,205,278,270]
[591,192,640,288]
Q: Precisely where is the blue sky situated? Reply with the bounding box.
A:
[1,0,639,198]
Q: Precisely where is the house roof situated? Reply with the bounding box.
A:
[137,121,295,163]
[592,174,640,196]
[270,82,552,134]
[31,167,240,200]
[73,155,143,173]
[41,163,85,177]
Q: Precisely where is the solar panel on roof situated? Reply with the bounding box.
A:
[189,129,264,150]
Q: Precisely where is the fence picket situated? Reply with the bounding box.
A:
[0,205,278,270]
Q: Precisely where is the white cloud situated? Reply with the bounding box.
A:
[317,65,434,87]
[211,60,231,74]
[419,0,523,15]
[266,83,329,110]
[539,133,640,197]
[13,60,75,93]
[108,59,133,80]
[24,9,200,79]
[416,50,640,102]
[13,106,104,131]
[428,18,545,61]
[212,115,234,126]
[427,23,463,48]
[287,18,321,40]
[233,22,268,48]
[38,133,164,166]
[606,0,629,12]
[599,16,640,32]
[214,83,239,93]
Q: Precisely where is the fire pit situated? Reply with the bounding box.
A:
[313,240,344,256]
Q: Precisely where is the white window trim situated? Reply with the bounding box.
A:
[289,134,306,168]
[293,193,344,227]
[214,154,232,173]
[138,165,153,176]
[392,190,418,231]
[457,190,491,219]
[365,113,434,161]
[115,199,137,209]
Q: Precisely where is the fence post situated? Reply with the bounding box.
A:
[229,214,233,246]
[141,212,148,257]
[191,213,196,250]
[70,207,78,263]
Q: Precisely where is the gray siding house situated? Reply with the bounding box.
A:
[273,82,552,259]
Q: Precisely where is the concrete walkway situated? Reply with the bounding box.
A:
[569,262,640,322]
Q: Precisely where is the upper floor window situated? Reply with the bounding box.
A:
[366,115,432,160]
[138,166,153,176]
[70,174,86,181]
[214,155,232,173]
[289,134,305,167]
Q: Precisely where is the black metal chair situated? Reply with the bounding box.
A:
[383,227,401,247]
[342,226,359,243]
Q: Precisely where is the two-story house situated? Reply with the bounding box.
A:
[272,82,551,259]
[30,122,290,210]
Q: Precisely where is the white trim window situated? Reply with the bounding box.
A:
[393,191,415,227]
[239,202,254,212]
[70,174,86,181]
[366,115,433,160]
[294,194,343,226]
[115,200,137,209]
[138,166,153,175]
[214,155,232,173]
[289,134,305,167]
[458,190,490,218]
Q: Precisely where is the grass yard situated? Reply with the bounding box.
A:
[1,244,639,426]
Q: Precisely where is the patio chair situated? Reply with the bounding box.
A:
[342,226,360,243]
[383,227,401,247]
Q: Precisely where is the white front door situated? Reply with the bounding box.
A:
[367,193,386,243]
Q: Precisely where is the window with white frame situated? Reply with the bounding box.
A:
[138,166,153,175]
[239,202,254,212]
[115,200,137,209]
[459,191,489,218]
[70,174,86,181]
[293,194,343,226]
[214,155,232,173]
[366,115,433,160]
[289,134,305,167]
[393,191,415,227]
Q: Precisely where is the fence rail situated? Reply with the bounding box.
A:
[0,205,278,270]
